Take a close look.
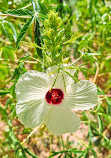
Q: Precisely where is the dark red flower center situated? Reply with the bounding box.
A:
[45,88,64,105]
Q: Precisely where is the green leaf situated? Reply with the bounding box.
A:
[0,90,10,95]
[0,21,8,36]
[97,115,103,133]
[102,0,105,5]
[63,70,78,83]
[49,150,85,158]
[89,124,93,145]
[78,153,85,158]
[15,149,27,158]
[67,153,72,158]
[49,153,59,158]
[2,20,17,42]
[79,68,88,78]
[86,53,101,56]
[105,97,111,115]
[39,13,47,20]
[63,35,82,44]
[58,153,62,158]
[2,46,15,60]
[97,113,110,123]
[7,9,33,16]
[16,18,33,48]
[31,0,39,12]
[68,149,86,154]
[80,67,95,74]
[91,149,98,158]
[24,148,39,158]
[89,0,93,14]
[0,107,7,120]
[51,150,86,154]
[85,54,100,64]
[22,149,28,158]
[94,137,102,146]
[43,51,51,67]
[34,18,42,58]
[84,152,88,158]
[38,1,47,15]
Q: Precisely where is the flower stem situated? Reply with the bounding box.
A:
[71,54,84,66]
[21,126,39,145]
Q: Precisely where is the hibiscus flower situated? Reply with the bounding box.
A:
[15,65,97,135]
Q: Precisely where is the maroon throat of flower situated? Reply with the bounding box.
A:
[45,88,64,105]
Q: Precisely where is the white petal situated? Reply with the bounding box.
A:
[45,106,80,135]
[15,70,49,102]
[16,100,48,128]
[46,65,75,91]
[64,80,97,110]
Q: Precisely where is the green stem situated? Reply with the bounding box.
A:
[71,54,84,66]
[61,135,65,151]
[63,69,78,83]
[24,148,39,158]
[29,55,43,64]
[50,68,60,90]
[21,126,39,145]
[32,0,39,12]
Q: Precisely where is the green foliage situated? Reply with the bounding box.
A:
[16,17,33,48]
[7,9,33,16]
[34,18,42,58]
[0,90,10,95]
[0,20,17,42]
[43,11,65,65]
[0,0,111,157]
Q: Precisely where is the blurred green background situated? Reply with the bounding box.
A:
[0,0,111,157]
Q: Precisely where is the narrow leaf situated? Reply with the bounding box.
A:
[97,115,103,133]
[80,67,95,74]
[91,149,98,158]
[63,35,82,44]
[105,97,111,115]
[0,90,10,95]
[102,0,105,5]
[24,148,39,158]
[63,70,78,83]
[7,9,33,16]
[85,54,100,64]
[78,153,85,158]
[68,150,86,154]
[51,150,86,154]
[86,53,101,56]
[94,137,102,146]
[38,1,47,15]
[67,153,72,158]
[34,19,42,58]
[2,20,17,42]
[39,13,47,20]
[16,18,33,48]
[97,113,110,123]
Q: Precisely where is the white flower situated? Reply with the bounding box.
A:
[15,65,97,135]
